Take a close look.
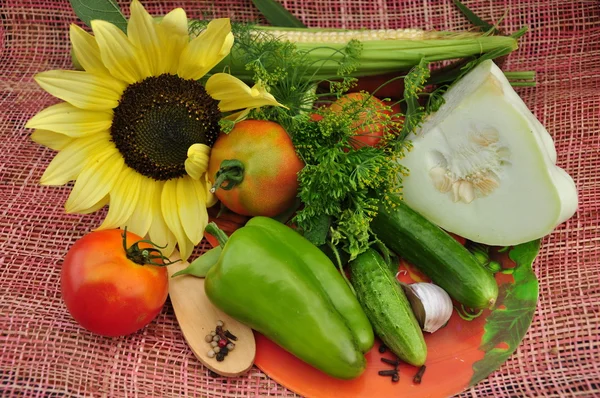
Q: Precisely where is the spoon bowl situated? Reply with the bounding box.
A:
[167,258,256,377]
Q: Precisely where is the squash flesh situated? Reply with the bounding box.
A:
[400,60,578,246]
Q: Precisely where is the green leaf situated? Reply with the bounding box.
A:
[302,213,331,246]
[452,0,499,34]
[470,239,541,385]
[251,0,307,28]
[69,0,128,32]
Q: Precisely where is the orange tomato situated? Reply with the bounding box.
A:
[208,120,304,217]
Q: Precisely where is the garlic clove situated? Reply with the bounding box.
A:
[402,282,453,333]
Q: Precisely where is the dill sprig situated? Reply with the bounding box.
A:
[290,63,430,259]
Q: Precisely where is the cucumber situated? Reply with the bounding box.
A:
[350,248,427,367]
[371,200,498,310]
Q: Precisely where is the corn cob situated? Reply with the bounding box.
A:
[212,25,519,80]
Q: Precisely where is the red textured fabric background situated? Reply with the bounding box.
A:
[1,0,599,397]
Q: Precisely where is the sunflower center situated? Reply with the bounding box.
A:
[111,74,221,181]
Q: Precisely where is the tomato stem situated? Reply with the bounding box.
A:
[209,159,245,193]
[121,227,179,266]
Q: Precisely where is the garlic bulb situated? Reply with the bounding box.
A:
[402,282,453,333]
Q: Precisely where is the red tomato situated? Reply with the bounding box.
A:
[208,120,304,217]
[330,93,403,149]
[319,72,407,101]
[61,229,169,337]
[350,72,407,100]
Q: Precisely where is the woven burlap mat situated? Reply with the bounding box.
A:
[1,0,598,397]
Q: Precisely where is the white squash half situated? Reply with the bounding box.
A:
[400,60,578,246]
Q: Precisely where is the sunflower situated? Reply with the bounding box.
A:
[26,0,284,260]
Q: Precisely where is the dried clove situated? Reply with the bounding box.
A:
[378,369,398,376]
[378,344,387,353]
[392,373,399,382]
[380,357,400,368]
[225,330,238,341]
[413,365,426,384]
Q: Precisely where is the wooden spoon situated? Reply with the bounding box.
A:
[167,257,256,377]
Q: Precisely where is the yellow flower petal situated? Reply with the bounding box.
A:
[184,143,211,180]
[176,176,208,246]
[177,18,234,81]
[40,132,110,185]
[34,70,125,110]
[31,129,73,151]
[65,145,124,213]
[161,178,194,260]
[156,7,188,74]
[69,24,112,76]
[205,73,285,112]
[26,102,112,137]
[128,0,160,77]
[91,19,149,84]
[96,167,142,230]
[223,109,251,122]
[79,195,109,214]
[124,175,156,238]
[148,180,177,257]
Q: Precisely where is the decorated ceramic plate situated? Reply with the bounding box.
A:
[208,216,540,398]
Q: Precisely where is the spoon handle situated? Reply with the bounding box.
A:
[168,259,256,377]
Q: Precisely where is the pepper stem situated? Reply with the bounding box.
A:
[210,159,245,193]
[205,222,230,248]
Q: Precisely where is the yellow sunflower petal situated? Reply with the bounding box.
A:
[124,175,156,238]
[65,145,124,213]
[178,235,195,263]
[184,143,211,180]
[96,167,142,230]
[26,102,112,137]
[223,108,251,122]
[204,173,218,207]
[205,73,285,112]
[156,7,188,74]
[161,178,194,260]
[69,24,111,76]
[34,70,125,110]
[128,0,160,77]
[91,19,149,84]
[176,176,208,246]
[31,129,73,151]
[40,132,110,185]
[148,180,177,257]
[177,18,234,81]
[159,7,188,38]
[79,195,109,214]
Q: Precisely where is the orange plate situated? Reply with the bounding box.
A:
[253,251,538,398]
[254,268,486,398]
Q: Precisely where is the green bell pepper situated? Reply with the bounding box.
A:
[204,216,374,379]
